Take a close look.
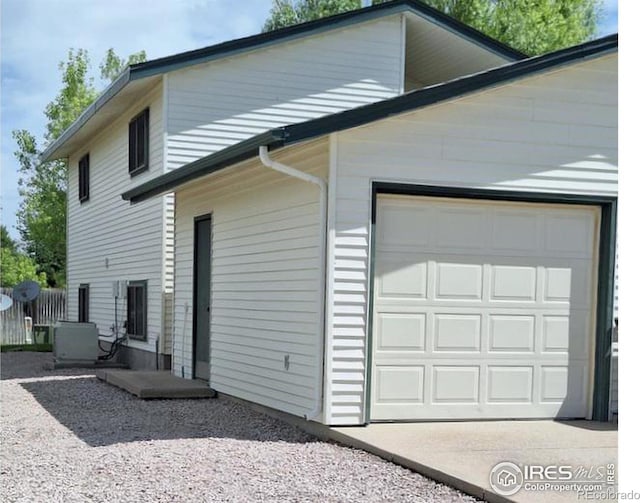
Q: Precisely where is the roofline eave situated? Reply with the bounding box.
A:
[38,0,526,162]
[40,68,132,163]
[121,34,616,204]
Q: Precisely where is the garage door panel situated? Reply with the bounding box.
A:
[376,310,588,357]
[432,366,480,403]
[378,206,432,247]
[371,362,589,418]
[541,313,592,356]
[545,263,592,309]
[488,315,535,352]
[433,208,488,250]
[375,366,425,404]
[371,196,597,420]
[377,313,426,351]
[435,263,483,300]
[540,365,587,405]
[544,213,595,257]
[377,254,591,308]
[491,210,540,251]
[487,366,534,403]
[377,260,427,299]
[433,314,481,352]
[490,265,537,301]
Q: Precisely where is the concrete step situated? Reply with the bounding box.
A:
[96,369,217,399]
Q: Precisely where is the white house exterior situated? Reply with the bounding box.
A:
[325,52,617,424]
[43,0,520,371]
[124,35,617,425]
[45,1,617,426]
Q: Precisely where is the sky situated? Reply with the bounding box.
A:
[0,0,619,240]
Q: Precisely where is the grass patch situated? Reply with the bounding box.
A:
[1,343,53,352]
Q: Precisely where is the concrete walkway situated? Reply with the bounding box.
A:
[96,369,217,399]
[330,421,617,503]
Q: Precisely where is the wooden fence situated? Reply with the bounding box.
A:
[0,288,66,344]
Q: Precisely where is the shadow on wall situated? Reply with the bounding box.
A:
[20,377,314,447]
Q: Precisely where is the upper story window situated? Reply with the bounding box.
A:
[128,108,149,176]
[78,153,90,202]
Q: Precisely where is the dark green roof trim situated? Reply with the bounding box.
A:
[42,0,524,163]
[129,0,525,80]
[123,34,616,204]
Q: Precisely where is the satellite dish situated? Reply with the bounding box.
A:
[13,281,41,303]
[0,294,13,312]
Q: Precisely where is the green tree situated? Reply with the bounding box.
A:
[263,0,602,55]
[13,48,147,287]
[14,128,68,287]
[1,226,47,288]
[0,226,18,255]
[0,249,48,288]
[44,49,99,142]
[13,49,97,287]
[263,0,361,31]
[100,48,147,82]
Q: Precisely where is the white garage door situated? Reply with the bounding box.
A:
[371,195,599,420]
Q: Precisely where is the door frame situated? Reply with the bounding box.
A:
[365,182,617,422]
[192,213,212,380]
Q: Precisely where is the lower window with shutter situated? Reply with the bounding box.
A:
[126,280,147,340]
[78,284,89,322]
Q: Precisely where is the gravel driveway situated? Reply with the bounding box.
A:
[1,352,478,503]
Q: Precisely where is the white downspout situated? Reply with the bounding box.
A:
[258,146,327,421]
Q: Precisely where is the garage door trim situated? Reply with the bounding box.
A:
[365,182,617,422]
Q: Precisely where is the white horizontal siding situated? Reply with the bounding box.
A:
[327,54,618,425]
[165,17,403,169]
[67,83,169,355]
[173,139,328,417]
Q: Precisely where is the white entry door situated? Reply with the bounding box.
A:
[370,195,599,420]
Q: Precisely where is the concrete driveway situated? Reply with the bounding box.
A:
[331,420,617,503]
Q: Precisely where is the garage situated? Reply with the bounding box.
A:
[371,194,600,421]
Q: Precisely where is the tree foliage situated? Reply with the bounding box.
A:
[263,0,361,31]
[13,48,146,287]
[263,0,602,55]
[0,249,48,288]
[1,226,18,255]
[100,48,147,82]
[1,226,48,288]
[44,49,100,142]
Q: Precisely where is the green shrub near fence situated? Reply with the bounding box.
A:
[0,343,53,352]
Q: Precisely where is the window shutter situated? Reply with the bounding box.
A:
[143,108,150,169]
[79,154,90,202]
[129,120,136,172]
[84,154,90,200]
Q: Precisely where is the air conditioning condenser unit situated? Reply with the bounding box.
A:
[53,321,99,364]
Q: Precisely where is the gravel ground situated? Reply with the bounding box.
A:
[1,352,479,503]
